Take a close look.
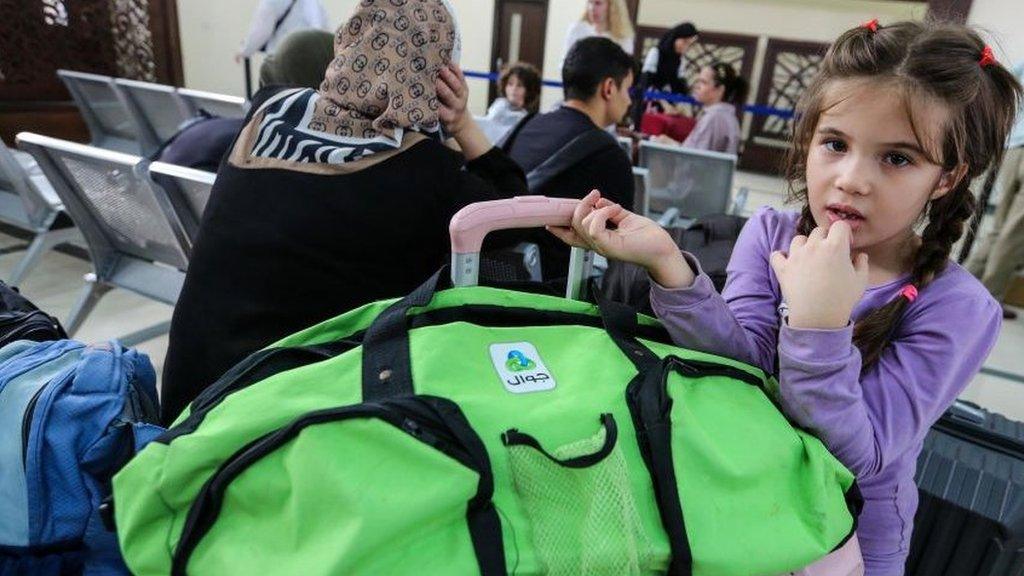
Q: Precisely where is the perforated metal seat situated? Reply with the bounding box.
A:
[57,70,141,154]
[638,141,737,227]
[177,88,247,119]
[147,161,216,250]
[0,139,78,286]
[114,78,193,156]
[17,133,191,345]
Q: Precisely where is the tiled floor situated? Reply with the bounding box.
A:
[3,170,1023,420]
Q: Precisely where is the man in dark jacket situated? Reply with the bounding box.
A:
[504,37,635,280]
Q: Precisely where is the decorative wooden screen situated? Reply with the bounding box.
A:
[0,0,181,142]
[634,27,758,116]
[0,0,183,101]
[739,38,828,174]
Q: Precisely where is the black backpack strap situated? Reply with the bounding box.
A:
[260,0,300,52]
[525,128,619,193]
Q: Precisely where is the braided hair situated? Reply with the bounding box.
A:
[785,20,1021,368]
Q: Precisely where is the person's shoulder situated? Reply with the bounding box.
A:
[524,107,585,134]
[750,206,799,237]
[895,261,1001,352]
[914,261,1000,318]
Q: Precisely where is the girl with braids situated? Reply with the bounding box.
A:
[551,19,1021,574]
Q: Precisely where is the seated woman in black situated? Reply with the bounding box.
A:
[157,28,336,171]
[160,0,526,424]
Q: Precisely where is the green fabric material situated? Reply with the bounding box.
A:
[507,419,655,575]
[115,286,854,576]
[191,420,482,574]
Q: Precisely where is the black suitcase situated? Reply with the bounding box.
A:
[0,280,66,347]
[908,400,1024,575]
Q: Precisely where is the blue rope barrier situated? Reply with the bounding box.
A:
[463,69,795,119]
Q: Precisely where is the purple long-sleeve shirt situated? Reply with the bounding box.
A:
[650,207,1001,575]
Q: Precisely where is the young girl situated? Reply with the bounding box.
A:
[654,61,748,154]
[486,63,541,120]
[551,20,1021,575]
[481,62,541,143]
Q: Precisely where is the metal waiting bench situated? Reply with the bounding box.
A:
[638,141,738,227]
[147,161,216,250]
[177,88,247,119]
[17,133,191,345]
[113,78,193,157]
[57,70,142,154]
[0,139,78,285]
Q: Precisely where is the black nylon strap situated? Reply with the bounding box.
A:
[361,271,658,402]
[592,285,693,574]
[623,357,694,575]
[592,286,661,372]
[502,414,618,469]
[360,268,449,401]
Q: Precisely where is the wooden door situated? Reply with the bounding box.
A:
[490,0,548,102]
[0,0,183,144]
[740,38,829,175]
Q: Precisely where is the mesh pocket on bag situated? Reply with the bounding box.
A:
[503,414,654,575]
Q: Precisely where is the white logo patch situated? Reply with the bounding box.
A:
[489,342,556,394]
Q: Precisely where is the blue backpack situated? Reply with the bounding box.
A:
[0,340,162,575]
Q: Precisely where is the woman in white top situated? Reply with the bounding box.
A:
[631,22,699,126]
[563,0,635,59]
[235,0,330,61]
[654,62,747,155]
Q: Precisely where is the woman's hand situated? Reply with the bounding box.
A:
[436,63,491,160]
[770,221,869,330]
[548,190,695,289]
[436,64,471,136]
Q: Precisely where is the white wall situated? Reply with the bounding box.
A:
[538,0,586,111]
[968,0,1024,67]
[176,0,357,96]
[176,0,964,109]
[638,0,927,43]
[448,0,497,116]
[176,0,499,110]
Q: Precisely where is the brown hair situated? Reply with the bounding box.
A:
[707,61,749,106]
[499,62,542,114]
[785,20,1021,368]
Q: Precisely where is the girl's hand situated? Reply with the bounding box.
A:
[436,64,471,136]
[548,190,695,289]
[770,221,869,330]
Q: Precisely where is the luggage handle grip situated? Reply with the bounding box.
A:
[449,196,591,295]
[449,196,579,254]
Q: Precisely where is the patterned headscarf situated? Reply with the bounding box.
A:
[311,0,461,138]
[248,0,462,164]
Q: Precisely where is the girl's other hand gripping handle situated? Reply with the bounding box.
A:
[547,190,696,289]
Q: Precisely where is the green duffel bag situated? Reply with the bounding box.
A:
[113,200,859,576]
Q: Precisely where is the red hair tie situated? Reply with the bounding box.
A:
[979,45,996,68]
[862,18,879,32]
[899,284,918,303]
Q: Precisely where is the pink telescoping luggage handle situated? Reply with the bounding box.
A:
[449,196,594,299]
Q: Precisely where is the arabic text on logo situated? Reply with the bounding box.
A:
[505,350,536,372]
